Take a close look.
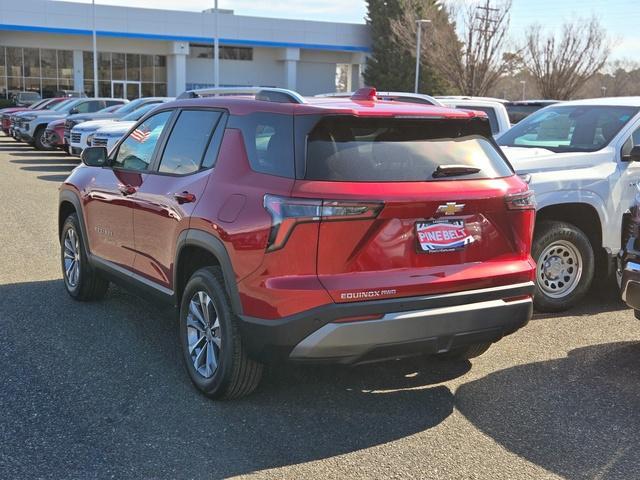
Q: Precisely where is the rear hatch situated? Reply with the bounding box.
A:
[293,115,535,303]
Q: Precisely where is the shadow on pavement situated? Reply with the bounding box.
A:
[10,151,70,158]
[37,174,70,182]
[20,164,76,173]
[456,341,640,479]
[0,280,464,479]
[10,158,79,165]
[533,276,626,321]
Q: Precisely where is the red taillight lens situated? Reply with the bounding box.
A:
[264,195,383,251]
[505,189,536,256]
[505,189,536,210]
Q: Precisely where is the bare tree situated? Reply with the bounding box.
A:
[391,0,516,96]
[524,18,611,100]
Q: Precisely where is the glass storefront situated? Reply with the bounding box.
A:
[0,46,167,99]
[0,46,74,98]
[83,51,167,99]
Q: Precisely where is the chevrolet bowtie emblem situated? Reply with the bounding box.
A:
[436,202,465,216]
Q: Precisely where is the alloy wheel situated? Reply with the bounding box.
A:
[186,291,221,378]
[63,227,80,288]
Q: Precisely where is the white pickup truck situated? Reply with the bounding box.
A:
[497,97,640,312]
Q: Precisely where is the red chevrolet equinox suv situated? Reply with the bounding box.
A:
[59,87,536,398]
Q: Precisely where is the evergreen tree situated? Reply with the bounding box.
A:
[364,0,449,95]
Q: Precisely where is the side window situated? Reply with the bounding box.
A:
[113,110,172,171]
[228,112,294,178]
[158,110,222,175]
[73,101,92,114]
[106,100,123,108]
[622,126,640,157]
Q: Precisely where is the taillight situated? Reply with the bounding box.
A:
[505,189,536,256]
[505,189,536,210]
[263,194,383,251]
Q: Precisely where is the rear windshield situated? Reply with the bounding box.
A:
[304,116,512,182]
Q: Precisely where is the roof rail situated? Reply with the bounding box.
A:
[177,86,307,104]
[315,91,443,106]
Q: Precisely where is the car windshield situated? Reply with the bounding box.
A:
[28,98,50,109]
[121,103,160,121]
[116,99,157,115]
[20,92,40,101]
[498,105,640,152]
[51,99,77,112]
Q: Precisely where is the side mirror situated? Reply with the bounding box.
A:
[624,145,640,162]
[81,146,108,167]
[69,108,78,115]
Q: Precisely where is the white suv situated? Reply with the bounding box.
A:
[498,97,640,311]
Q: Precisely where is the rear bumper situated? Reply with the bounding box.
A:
[239,281,534,364]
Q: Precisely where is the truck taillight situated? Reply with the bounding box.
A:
[263,194,383,251]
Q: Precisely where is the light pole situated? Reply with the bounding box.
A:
[414,19,430,94]
[520,80,526,101]
[214,0,219,88]
[92,0,98,97]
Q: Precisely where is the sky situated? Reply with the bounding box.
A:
[60,0,639,59]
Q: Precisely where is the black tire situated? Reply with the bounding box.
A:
[60,213,109,301]
[179,267,263,399]
[34,125,52,151]
[439,342,492,360]
[532,220,595,313]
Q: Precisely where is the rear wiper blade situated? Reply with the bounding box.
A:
[432,165,481,178]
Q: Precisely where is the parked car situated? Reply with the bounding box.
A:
[67,98,172,155]
[618,183,640,319]
[1,97,66,135]
[9,98,77,139]
[506,100,558,125]
[42,118,68,151]
[497,97,640,312]
[10,91,42,107]
[13,98,127,150]
[437,97,511,136]
[59,86,536,398]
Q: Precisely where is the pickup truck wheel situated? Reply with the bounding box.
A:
[179,267,263,399]
[532,221,594,312]
[34,126,52,151]
[61,213,109,301]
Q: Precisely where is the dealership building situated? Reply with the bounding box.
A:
[0,0,370,99]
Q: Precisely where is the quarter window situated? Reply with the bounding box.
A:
[158,110,222,175]
[113,111,172,171]
[229,112,294,178]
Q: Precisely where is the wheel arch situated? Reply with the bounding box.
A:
[174,230,242,315]
[58,190,90,252]
[536,202,603,252]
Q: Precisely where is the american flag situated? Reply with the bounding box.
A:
[131,128,151,143]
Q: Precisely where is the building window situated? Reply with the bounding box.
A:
[188,44,253,61]
[0,46,75,98]
[82,51,167,98]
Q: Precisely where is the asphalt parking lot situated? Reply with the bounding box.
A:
[1,136,640,480]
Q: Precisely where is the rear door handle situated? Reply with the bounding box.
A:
[174,191,196,204]
[119,185,137,196]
